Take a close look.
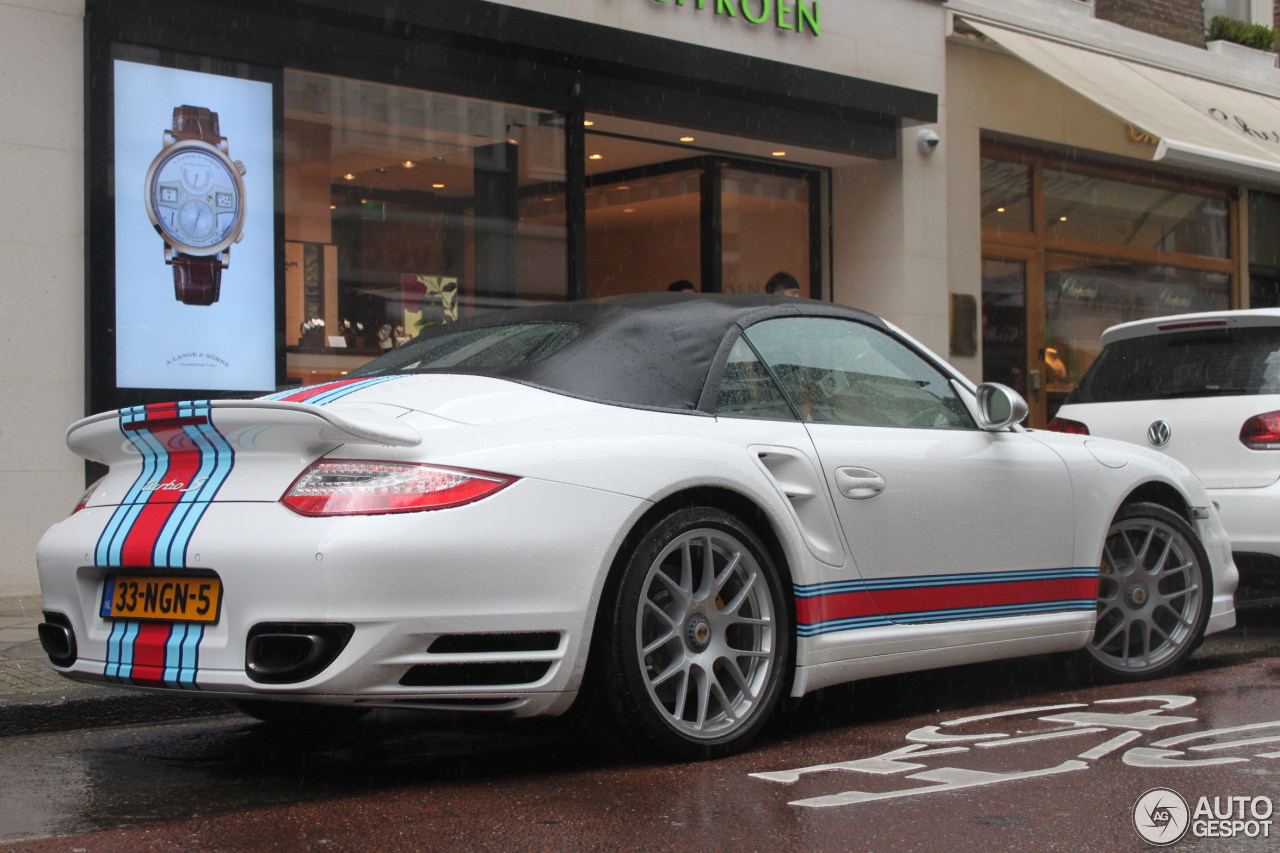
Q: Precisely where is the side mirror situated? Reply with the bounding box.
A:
[973,382,1028,431]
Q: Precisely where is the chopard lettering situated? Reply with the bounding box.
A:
[142,477,209,493]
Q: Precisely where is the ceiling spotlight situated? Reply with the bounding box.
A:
[589,154,603,160]
[329,204,336,210]
[583,120,595,127]
[771,151,787,157]
[403,160,415,168]
[432,183,445,189]
[997,207,1005,212]
[343,173,355,180]
[680,136,695,142]
[1060,215,1068,221]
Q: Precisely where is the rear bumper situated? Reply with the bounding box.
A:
[35,478,647,715]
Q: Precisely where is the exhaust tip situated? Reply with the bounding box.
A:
[38,612,77,667]
[245,622,353,684]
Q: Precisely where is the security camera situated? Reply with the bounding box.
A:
[917,129,940,156]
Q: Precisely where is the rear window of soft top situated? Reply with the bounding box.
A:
[351,323,582,376]
[1068,326,1280,404]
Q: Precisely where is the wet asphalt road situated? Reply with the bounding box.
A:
[3,610,1280,853]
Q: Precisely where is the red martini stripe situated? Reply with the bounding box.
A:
[274,378,370,403]
[129,623,172,686]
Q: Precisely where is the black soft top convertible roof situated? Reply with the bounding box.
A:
[352,293,886,412]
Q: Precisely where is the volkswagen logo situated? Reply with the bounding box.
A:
[1148,420,1172,447]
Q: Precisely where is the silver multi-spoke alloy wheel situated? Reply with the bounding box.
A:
[1089,506,1208,677]
[635,528,776,741]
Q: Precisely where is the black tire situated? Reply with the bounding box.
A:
[1083,501,1213,682]
[596,506,792,760]
[224,698,369,728]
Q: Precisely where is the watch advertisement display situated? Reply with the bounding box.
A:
[113,59,276,392]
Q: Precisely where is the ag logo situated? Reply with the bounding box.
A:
[1133,787,1190,845]
[1147,420,1172,447]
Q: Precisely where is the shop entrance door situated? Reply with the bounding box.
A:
[982,251,1046,427]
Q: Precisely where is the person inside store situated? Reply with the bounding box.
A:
[667,279,697,293]
[765,271,801,297]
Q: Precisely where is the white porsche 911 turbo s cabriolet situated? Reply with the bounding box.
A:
[36,294,1237,758]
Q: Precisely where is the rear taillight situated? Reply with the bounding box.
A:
[71,477,106,516]
[1240,410,1280,450]
[1046,417,1090,435]
[282,460,515,516]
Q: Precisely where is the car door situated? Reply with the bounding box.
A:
[741,316,1080,631]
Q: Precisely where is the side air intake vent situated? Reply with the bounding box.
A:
[399,661,552,687]
[427,632,560,654]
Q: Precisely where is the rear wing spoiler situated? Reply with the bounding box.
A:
[67,400,422,465]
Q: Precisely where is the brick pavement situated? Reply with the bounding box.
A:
[0,595,69,697]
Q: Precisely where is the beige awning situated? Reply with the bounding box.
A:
[967,19,1280,183]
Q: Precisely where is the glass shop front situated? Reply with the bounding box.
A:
[87,1,929,412]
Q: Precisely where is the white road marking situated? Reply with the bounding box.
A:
[1039,710,1197,730]
[1154,720,1280,749]
[1122,747,1248,768]
[789,761,1089,808]
[1077,730,1142,759]
[939,703,1088,727]
[750,745,970,784]
[1095,695,1196,710]
[906,726,1007,743]
[974,726,1107,748]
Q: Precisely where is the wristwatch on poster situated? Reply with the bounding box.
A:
[143,106,247,306]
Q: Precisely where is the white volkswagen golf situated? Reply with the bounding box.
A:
[37,294,1237,758]
[1052,309,1280,592]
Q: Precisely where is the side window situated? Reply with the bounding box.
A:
[715,337,795,420]
[742,317,974,429]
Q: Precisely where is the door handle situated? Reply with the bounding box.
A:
[835,467,885,500]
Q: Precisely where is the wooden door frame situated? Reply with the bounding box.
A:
[981,246,1046,428]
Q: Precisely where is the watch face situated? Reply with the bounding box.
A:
[149,147,243,251]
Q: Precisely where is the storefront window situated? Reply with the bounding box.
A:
[980,158,1032,232]
[1044,255,1230,390]
[586,169,702,297]
[283,70,566,384]
[980,145,1236,425]
[1043,169,1229,257]
[1249,190,1280,308]
[721,169,811,293]
[582,118,821,298]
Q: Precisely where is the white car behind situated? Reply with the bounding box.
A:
[1052,308,1280,594]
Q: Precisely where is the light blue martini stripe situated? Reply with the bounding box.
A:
[101,421,171,567]
[160,417,234,568]
[104,620,125,681]
[163,623,187,687]
[95,411,165,566]
[179,625,203,689]
[305,375,399,406]
[117,621,139,681]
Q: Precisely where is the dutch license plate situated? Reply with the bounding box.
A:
[100,575,222,624]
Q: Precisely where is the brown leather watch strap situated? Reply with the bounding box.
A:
[172,255,223,306]
[171,106,221,146]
